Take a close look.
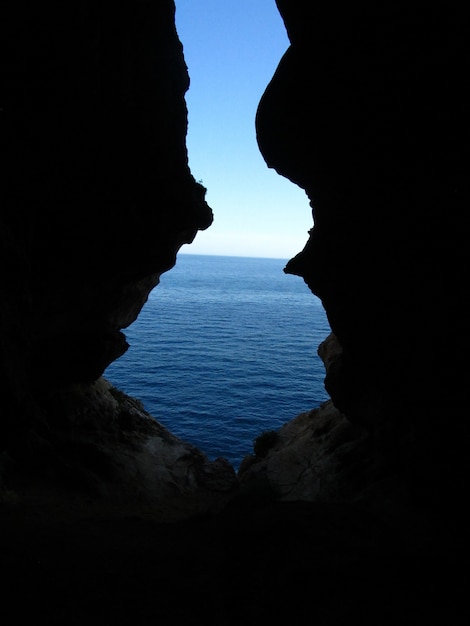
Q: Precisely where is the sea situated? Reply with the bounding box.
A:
[104,253,331,471]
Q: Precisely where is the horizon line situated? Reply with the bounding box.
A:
[178,250,292,262]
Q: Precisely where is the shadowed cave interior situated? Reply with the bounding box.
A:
[1,1,469,623]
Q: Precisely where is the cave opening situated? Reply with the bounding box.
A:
[104,1,332,470]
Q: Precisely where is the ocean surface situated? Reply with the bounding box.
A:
[104,254,331,470]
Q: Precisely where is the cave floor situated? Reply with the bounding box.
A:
[1,497,467,625]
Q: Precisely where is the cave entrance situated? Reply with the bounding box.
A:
[105,1,331,471]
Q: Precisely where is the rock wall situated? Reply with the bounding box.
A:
[0,1,228,513]
[255,2,469,508]
[1,1,212,398]
[1,0,468,523]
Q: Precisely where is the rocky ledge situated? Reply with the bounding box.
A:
[1,377,237,522]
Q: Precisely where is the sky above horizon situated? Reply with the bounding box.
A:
[175,0,312,260]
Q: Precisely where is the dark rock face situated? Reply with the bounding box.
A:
[1,0,212,401]
[1,0,467,525]
[256,2,469,507]
[0,1,219,510]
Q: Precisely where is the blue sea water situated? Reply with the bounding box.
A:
[104,254,331,470]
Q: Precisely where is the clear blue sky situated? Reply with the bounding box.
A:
[175,0,312,260]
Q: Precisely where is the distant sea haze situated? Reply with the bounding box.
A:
[105,254,331,470]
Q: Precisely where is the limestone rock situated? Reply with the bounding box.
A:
[238,400,373,503]
[0,1,222,514]
[256,0,470,510]
[1,0,213,400]
[2,378,237,521]
[1,0,469,536]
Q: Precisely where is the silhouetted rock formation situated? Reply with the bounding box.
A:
[0,0,222,513]
[1,1,212,391]
[255,1,469,514]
